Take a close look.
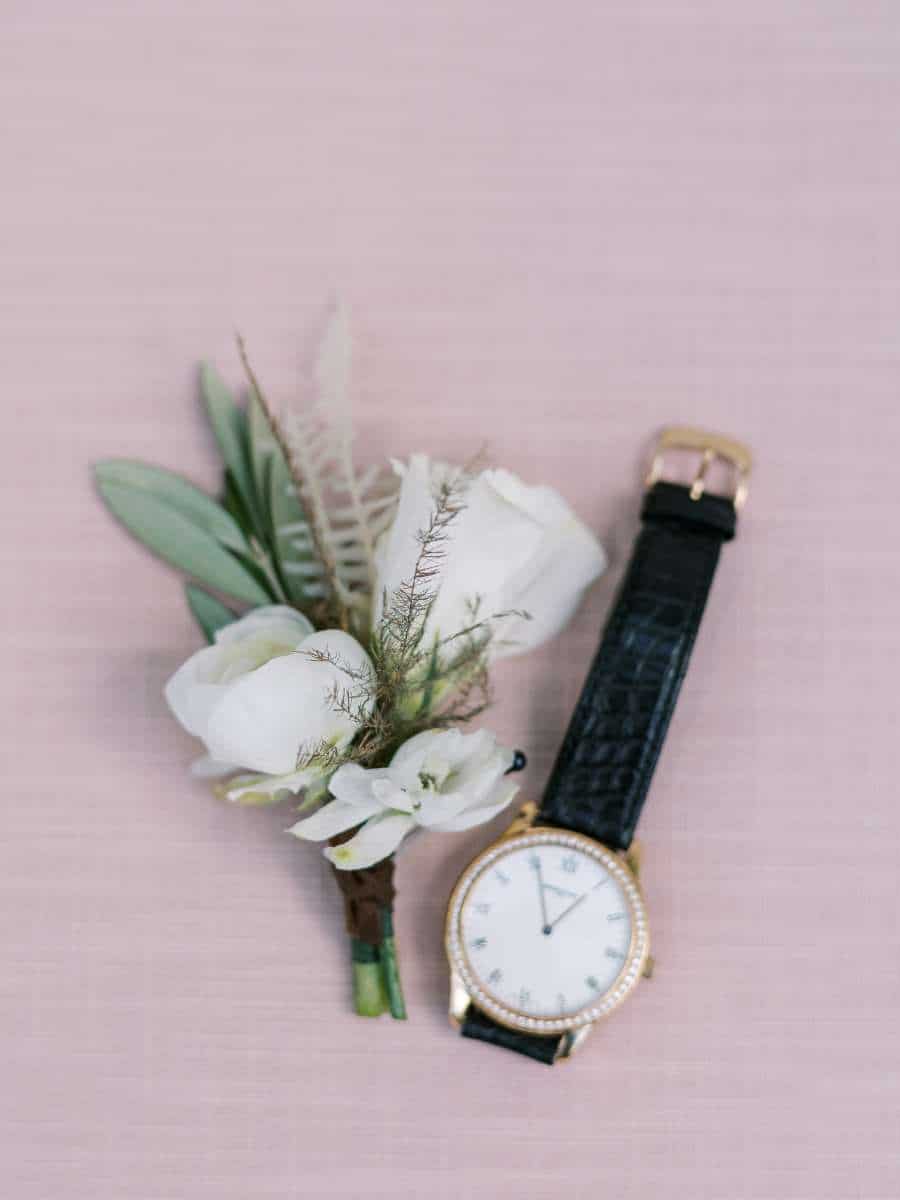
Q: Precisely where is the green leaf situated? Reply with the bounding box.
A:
[94,460,248,553]
[96,478,273,604]
[222,469,259,543]
[268,446,318,606]
[200,362,262,532]
[185,584,239,643]
[248,390,277,518]
[247,392,300,601]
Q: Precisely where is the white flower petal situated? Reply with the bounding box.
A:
[391,728,466,770]
[288,794,382,841]
[371,778,415,813]
[387,734,435,789]
[414,789,477,828]
[213,604,314,646]
[203,631,372,776]
[450,745,512,806]
[428,780,519,832]
[393,729,511,808]
[373,458,605,658]
[300,628,374,681]
[426,472,543,643]
[372,455,437,628]
[164,643,231,736]
[202,654,311,775]
[324,812,416,870]
[165,607,373,778]
[488,480,606,658]
[328,763,393,807]
[219,767,320,806]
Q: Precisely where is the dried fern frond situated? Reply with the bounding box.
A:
[283,308,399,629]
[238,309,398,632]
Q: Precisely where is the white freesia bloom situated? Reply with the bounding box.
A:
[165,605,374,778]
[289,728,519,869]
[374,455,606,658]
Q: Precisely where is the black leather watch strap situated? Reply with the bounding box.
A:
[538,480,737,849]
[460,1006,563,1064]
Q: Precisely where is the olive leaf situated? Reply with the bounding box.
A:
[247,389,277,515]
[95,470,273,605]
[185,584,239,643]
[200,362,263,535]
[221,470,258,543]
[94,460,248,553]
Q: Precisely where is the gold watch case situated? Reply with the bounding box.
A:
[445,804,653,1057]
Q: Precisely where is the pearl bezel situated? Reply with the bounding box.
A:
[445,827,650,1036]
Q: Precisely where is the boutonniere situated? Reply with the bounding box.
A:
[95,310,606,1020]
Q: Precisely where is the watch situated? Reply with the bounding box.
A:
[444,427,752,1064]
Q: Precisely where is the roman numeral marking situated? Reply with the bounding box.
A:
[607,912,626,922]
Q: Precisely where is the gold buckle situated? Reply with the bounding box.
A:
[646,426,752,510]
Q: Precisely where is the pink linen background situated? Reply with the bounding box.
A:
[2,2,899,1197]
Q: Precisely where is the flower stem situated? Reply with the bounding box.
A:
[351,938,388,1017]
[378,906,407,1020]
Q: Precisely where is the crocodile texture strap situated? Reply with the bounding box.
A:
[460,1006,563,1064]
[538,480,737,849]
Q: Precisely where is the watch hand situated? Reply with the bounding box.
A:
[535,861,551,933]
[547,890,588,933]
[542,882,578,899]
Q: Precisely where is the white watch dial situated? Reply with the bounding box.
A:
[446,829,649,1035]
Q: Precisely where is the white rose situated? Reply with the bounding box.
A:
[374,455,606,657]
[289,728,520,869]
[165,604,374,777]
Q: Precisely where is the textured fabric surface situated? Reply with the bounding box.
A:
[3,3,899,1198]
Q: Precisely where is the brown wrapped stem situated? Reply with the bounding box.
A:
[329,846,396,946]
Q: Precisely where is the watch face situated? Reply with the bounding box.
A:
[445,828,649,1035]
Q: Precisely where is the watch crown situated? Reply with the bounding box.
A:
[642,955,656,980]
